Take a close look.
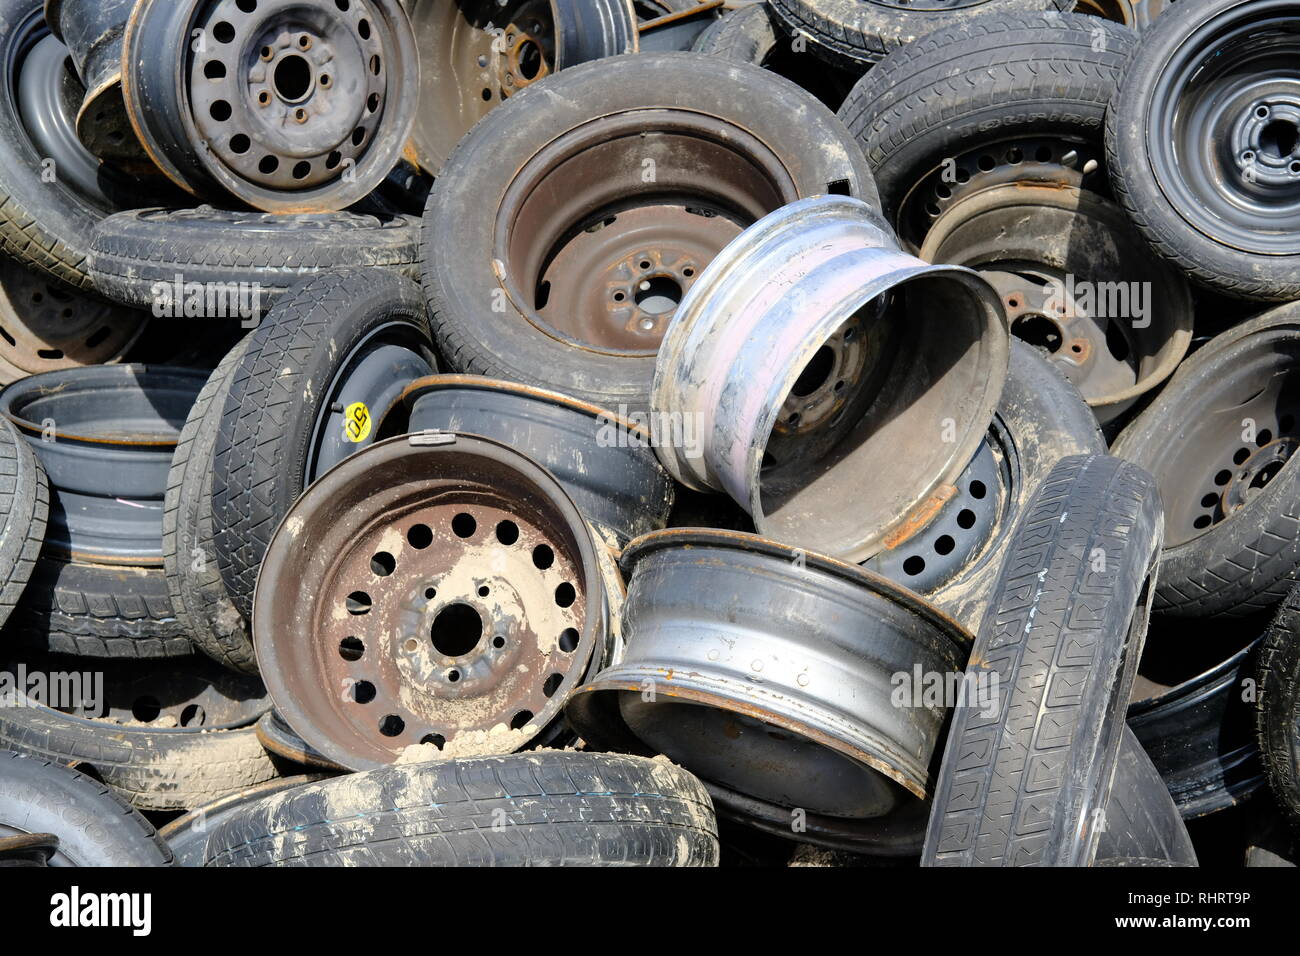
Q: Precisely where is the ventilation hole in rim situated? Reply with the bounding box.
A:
[543,673,564,698]
[237,0,257,9]
[826,178,850,195]
[204,60,226,80]
[1035,146,1053,163]
[179,704,206,727]
[0,327,15,347]
[1193,514,1213,530]
[977,154,995,171]
[421,733,445,749]
[370,551,395,576]
[926,202,941,217]
[1007,147,1023,163]
[1257,429,1273,446]
[336,0,350,9]
[358,18,371,39]
[370,55,381,75]
[496,520,519,545]
[230,133,250,154]
[532,544,554,569]
[954,167,970,183]
[367,92,380,113]
[481,87,492,101]
[559,628,579,652]
[902,555,926,576]
[431,603,483,657]
[352,680,376,704]
[326,151,342,169]
[934,535,955,555]
[1233,447,1251,465]
[452,513,476,538]
[1214,469,1232,486]
[378,714,404,737]
[213,21,236,43]
[1200,493,1219,508]
[346,591,372,614]
[339,636,364,661]
[935,183,952,199]
[36,348,62,360]
[292,160,311,179]
[351,127,366,146]
[554,582,576,608]
[956,509,977,530]
[258,155,279,175]
[209,100,232,121]
[969,480,987,499]
[131,696,161,723]
[407,523,433,548]
[509,710,533,730]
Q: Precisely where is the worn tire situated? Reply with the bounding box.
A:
[212,269,434,620]
[923,454,1163,866]
[0,703,277,812]
[0,750,172,865]
[0,417,47,631]
[1258,581,1300,825]
[163,336,255,674]
[5,558,190,657]
[88,208,423,313]
[770,0,1074,69]
[203,751,719,867]
[422,52,876,412]
[838,11,1135,231]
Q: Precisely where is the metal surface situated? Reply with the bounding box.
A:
[634,0,721,51]
[567,528,971,840]
[121,0,419,211]
[404,375,674,546]
[255,710,345,771]
[1073,0,1167,28]
[0,254,145,385]
[920,184,1193,423]
[652,195,1009,563]
[1145,0,1300,257]
[408,0,637,174]
[0,832,57,867]
[0,365,206,565]
[253,432,607,771]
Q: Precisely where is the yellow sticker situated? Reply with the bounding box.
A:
[343,402,372,443]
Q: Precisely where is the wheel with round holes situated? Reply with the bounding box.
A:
[252,432,610,771]
[121,0,419,212]
[1107,0,1300,301]
[421,52,878,412]
[864,339,1105,633]
[1112,301,1300,618]
[837,11,1137,244]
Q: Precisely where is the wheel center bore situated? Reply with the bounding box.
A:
[272,52,315,104]
[1234,98,1300,184]
[430,602,483,657]
[1223,437,1297,513]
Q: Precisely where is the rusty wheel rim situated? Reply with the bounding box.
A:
[494,110,799,356]
[254,433,603,770]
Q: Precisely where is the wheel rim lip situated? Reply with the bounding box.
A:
[122,0,419,211]
[492,108,800,358]
[1145,2,1300,255]
[253,432,604,771]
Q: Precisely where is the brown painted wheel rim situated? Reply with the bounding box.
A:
[254,433,603,770]
[494,109,799,356]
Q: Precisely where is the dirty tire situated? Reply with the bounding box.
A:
[5,558,190,657]
[923,454,1163,867]
[203,751,720,867]
[1257,581,1300,824]
[691,2,782,59]
[0,417,47,630]
[422,52,877,412]
[163,336,255,674]
[769,0,1075,69]
[1095,727,1197,866]
[88,208,423,312]
[1111,303,1300,618]
[0,704,277,812]
[212,269,433,620]
[1106,0,1300,301]
[838,11,1136,224]
[0,750,172,866]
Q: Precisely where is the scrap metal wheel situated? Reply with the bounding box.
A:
[122,0,418,211]
[253,432,607,771]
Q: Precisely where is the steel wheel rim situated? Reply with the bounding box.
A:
[254,433,605,770]
[1147,1,1300,255]
[0,831,59,867]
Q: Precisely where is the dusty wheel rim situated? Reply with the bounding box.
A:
[652,195,1009,563]
[254,432,605,771]
[919,184,1192,420]
[403,374,674,546]
[407,0,637,174]
[494,108,808,356]
[122,0,418,211]
[567,529,970,820]
[1145,0,1300,256]
[0,255,145,384]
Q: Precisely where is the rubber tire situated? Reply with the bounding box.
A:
[212,269,433,620]
[769,0,1074,69]
[838,11,1136,226]
[923,454,1163,867]
[88,208,423,312]
[1257,581,1300,825]
[0,703,278,812]
[421,52,878,413]
[163,335,255,674]
[4,557,191,657]
[0,417,47,630]
[202,751,719,867]
[1095,727,1197,866]
[1111,302,1300,619]
[0,750,172,865]
[1105,0,1300,301]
